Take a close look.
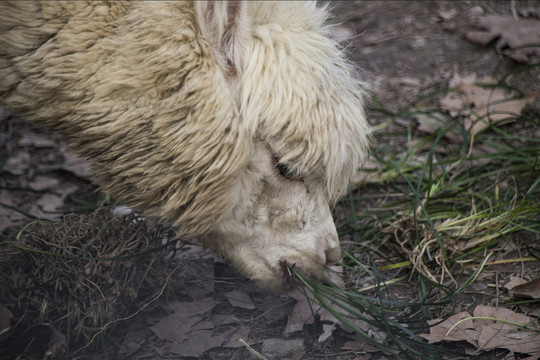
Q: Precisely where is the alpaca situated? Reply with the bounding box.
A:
[0,1,370,291]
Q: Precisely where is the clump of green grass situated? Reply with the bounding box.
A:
[297,68,540,358]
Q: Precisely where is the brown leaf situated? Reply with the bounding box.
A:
[150,299,216,342]
[222,326,252,348]
[285,289,317,334]
[29,194,65,221]
[473,305,540,356]
[285,285,386,343]
[504,276,526,291]
[4,151,30,176]
[28,176,60,191]
[415,111,462,143]
[169,327,239,357]
[224,290,256,310]
[419,311,478,346]
[464,31,498,46]
[60,146,93,180]
[439,74,532,141]
[150,312,200,342]
[325,266,344,287]
[18,133,57,148]
[510,277,540,299]
[0,190,26,223]
[419,305,540,358]
[465,15,540,63]
[212,314,236,327]
[149,298,248,358]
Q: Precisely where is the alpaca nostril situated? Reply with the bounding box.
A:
[317,237,341,264]
[326,244,341,263]
[324,236,341,263]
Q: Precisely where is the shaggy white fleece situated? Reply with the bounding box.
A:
[0,1,370,291]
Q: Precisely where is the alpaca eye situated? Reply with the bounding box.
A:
[276,162,303,181]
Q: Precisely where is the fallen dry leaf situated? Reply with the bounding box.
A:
[419,305,540,358]
[212,314,236,327]
[415,111,462,143]
[149,298,253,357]
[0,190,26,225]
[224,289,256,310]
[465,15,540,63]
[285,266,344,335]
[504,276,526,291]
[149,298,248,358]
[29,187,78,221]
[419,311,477,346]
[150,299,216,342]
[285,266,386,344]
[18,133,57,148]
[285,289,317,335]
[60,146,93,180]
[32,194,64,220]
[28,176,60,191]
[438,74,533,141]
[510,278,540,299]
[222,326,253,348]
[169,327,239,357]
[473,305,540,356]
[4,151,30,176]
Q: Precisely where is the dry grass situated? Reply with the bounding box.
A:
[297,68,540,359]
[0,208,179,357]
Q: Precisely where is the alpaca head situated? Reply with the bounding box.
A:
[0,1,369,291]
[195,1,370,291]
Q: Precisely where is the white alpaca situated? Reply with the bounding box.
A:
[0,1,370,291]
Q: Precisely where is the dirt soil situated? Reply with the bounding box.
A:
[1,1,539,360]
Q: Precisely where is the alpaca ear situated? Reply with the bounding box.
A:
[194,1,250,76]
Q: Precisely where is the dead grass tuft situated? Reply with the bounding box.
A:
[0,208,178,357]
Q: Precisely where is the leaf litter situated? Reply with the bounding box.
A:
[465,15,540,64]
[225,289,256,310]
[510,277,540,299]
[414,73,535,144]
[286,267,387,348]
[419,305,540,359]
[149,296,256,357]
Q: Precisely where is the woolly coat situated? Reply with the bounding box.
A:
[0,1,371,289]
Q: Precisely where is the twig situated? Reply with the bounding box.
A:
[78,264,180,351]
[238,339,268,360]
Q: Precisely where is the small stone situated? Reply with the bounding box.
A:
[438,8,457,21]
[261,338,304,360]
[468,6,485,22]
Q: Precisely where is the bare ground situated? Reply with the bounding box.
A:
[1,1,539,360]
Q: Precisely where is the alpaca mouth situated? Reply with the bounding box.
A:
[278,258,323,291]
[279,260,299,290]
